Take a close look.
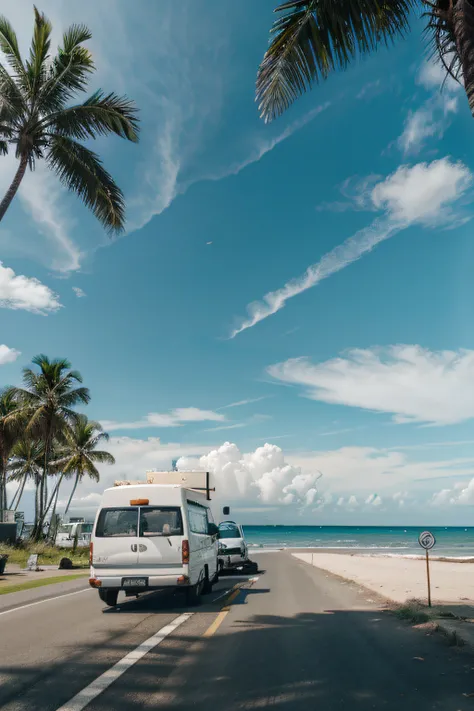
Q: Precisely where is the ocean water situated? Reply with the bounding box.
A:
[242,526,474,558]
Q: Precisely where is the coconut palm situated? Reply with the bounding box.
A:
[256,0,474,122]
[0,388,22,518]
[56,415,115,516]
[7,439,44,518]
[0,7,139,230]
[9,354,90,539]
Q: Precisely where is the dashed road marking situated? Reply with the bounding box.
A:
[55,613,192,711]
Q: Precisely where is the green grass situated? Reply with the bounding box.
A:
[0,573,88,595]
[392,599,432,625]
[0,542,89,568]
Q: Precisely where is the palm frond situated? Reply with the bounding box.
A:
[423,0,462,85]
[0,64,27,120]
[26,7,52,97]
[256,0,417,121]
[90,450,115,465]
[0,15,29,91]
[47,135,126,233]
[46,90,139,142]
[38,24,94,112]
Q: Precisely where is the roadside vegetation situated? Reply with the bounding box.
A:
[0,573,88,596]
[0,542,89,568]
[257,1,474,122]
[0,354,115,541]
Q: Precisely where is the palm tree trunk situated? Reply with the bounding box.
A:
[34,427,51,541]
[9,476,26,511]
[0,454,7,520]
[65,475,79,515]
[46,478,62,539]
[40,473,64,532]
[0,154,28,222]
[453,0,474,116]
[13,476,27,511]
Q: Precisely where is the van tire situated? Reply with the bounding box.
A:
[99,589,118,607]
[185,582,201,607]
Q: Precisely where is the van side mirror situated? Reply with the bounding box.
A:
[208,523,219,538]
[223,506,230,516]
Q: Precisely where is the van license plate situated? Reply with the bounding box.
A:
[122,577,148,587]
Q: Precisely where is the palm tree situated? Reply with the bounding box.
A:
[56,415,115,516]
[10,354,90,539]
[0,388,21,519]
[256,1,473,122]
[7,439,44,517]
[0,7,139,230]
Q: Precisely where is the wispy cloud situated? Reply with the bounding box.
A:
[72,287,86,298]
[218,396,269,410]
[230,158,472,337]
[268,345,474,426]
[203,423,247,432]
[128,101,332,233]
[398,60,461,156]
[102,407,225,432]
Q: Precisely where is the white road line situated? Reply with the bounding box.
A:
[55,613,193,711]
[0,588,91,617]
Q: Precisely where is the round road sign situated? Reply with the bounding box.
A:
[418,530,436,550]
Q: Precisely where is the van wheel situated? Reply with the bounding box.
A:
[185,582,202,607]
[99,589,118,607]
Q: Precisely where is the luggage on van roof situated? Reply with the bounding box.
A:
[114,470,215,500]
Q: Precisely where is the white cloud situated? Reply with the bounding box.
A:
[0,345,20,364]
[72,287,86,298]
[177,441,319,507]
[371,160,471,225]
[398,60,461,156]
[268,345,474,426]
[102,407,226,431]
[398,106,440,155]
[430,488,454,506]
[417,60,458,92]
[53,433,474,522]
[230,158,471,337]
[431,478,474,506]
[0,261,61,313]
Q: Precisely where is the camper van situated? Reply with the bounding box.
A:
[89,471,219,607]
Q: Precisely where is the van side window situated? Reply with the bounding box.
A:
[188,503,209,534]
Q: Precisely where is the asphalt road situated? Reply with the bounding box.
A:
[1,552,474,710]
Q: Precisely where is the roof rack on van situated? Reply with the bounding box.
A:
[114,471,215,500]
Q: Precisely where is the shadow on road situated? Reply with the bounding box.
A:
[2,604,473,711]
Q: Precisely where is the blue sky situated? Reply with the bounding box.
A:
[3,0,474,524]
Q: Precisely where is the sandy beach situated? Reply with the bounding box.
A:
[293,552,474,605]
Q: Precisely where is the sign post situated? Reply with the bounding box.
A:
[418,530,436,607]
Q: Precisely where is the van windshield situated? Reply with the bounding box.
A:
[95,507,183,538]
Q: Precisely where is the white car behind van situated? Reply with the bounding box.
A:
[89,483,219,607]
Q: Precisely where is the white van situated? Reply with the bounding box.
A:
[89,478,219,607]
